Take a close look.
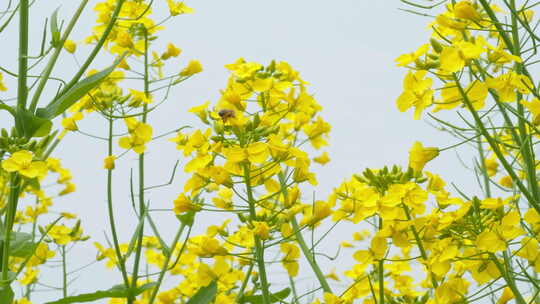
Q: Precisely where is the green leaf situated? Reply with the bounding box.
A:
[45,282,157,304]
[0,285,13,304]
[0,232,35,258]
[16,108,52,138]
[50,8,60,47]
[36,58,122,120]
[0,103,15,117]
[177,210,196,227]
[186,280,217,304]
[240,288,291,304]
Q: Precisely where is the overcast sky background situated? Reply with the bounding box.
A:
[0,1,483,302]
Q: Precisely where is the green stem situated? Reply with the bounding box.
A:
[61,245,67,298]
[377,217,384,304]
[235,263,254,303]
[476,130,492,198]
[29,0,90,112]
[454,74,540,214]
[59,0,126,96]
[276,171,332,294]
[509,0,540,207]
[402,204,438,288]
[129,28,150,303]
[147,223,185,304]
[243,164,271,304]
[106,116,130,290]
[1,173,20,282]
[378,260,384,304]
[290,217,333,294]
[490,253,526,304]
[17,0,28,112]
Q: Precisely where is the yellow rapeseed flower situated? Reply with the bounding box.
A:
[180,60,203,77]
[103,155,116,170]
[2,150,48,179]
[63,39,77,53]
[408,141,439,172]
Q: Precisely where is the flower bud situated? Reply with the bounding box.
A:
[103,155,116,170]
[430,38,443,53]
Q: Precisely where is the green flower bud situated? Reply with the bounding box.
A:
[430,38,443,53]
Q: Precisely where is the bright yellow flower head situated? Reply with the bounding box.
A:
[118,118,153,154]
[166,0,194,16]
[128,89,153,107]
[62,112,84,131]
[395,44,430,67]
[162,42,182,60]
[14,297,32,304]
[103,155,116,170]
[453,1,481,21]
[396,70,433,120]
[63,39,77,53]
[173,193,200,214]
[48,225,73,245]
[180,60,203,77]
[313,151,330,165]
[252,221,270,240]
[408,141,439,172]
[2,150,48,179]
[0,72,7,91]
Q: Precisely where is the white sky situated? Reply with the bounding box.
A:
[0,1,482,302]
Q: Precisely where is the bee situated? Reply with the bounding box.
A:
[218,109,235,122]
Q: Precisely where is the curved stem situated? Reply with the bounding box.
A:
[243,164,271,304]
[290,218,332,294]
[146,223,185,304]
[490,253,526,304]
[129,28,150,303]
[402,204,438,288]
[455,74,540,214]
[235,263,255,302]
[106,116,130,290]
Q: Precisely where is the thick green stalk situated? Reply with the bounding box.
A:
[29,0,90,112]
[61,245,67,298]
[147,223,185,304]
[1,173,20,281]
[290,218,332,294]
[129,28,150,303]
[106,116,130,290]
[17,0,29,112]
[243,164,271,304]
